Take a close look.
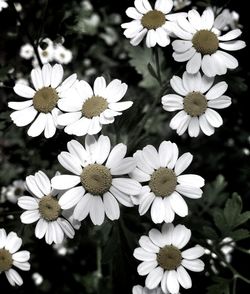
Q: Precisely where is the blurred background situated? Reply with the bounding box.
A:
[0,0,249,293]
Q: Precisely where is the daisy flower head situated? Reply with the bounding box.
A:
[171,8,246,77]
[130,141,204,223]
[133,285,166,294]
[0,229,30,286]
[18,171,75,245]
[53,44,73,64]
[20,44,34,60]
[121,0,186,48]
[51,135,142,225]
[133,223,205,293]
[161,71,232,137]
[57,77,132,136]
[9,63,77,138]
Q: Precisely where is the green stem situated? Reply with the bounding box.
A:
[234,245,250,255]
[154,47,162,86]
[9,0,43,68]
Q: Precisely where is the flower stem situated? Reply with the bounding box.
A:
[154,47,162,86]
[9,0,43,68]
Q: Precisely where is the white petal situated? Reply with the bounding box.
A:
[8,100,33,110]
[26,175,43,198]
[186,52,202,74]
[172,40,193,53]
[182,245,205,259]
[178,16,196,33]
[0,229,7,249]
[57,218,75,239]
[171,23,193,40]
[87,116,102,135]
[139,192,155,215]
[27,112,47,137]
[200,75,214,93]
[173,47,196,62]
[51,64,63,88]
[131,28,147,46]
[161,223,174,245]
[167,270,180,294]
[155,0,173,13]
[142,145,161,169]
[172,224,191,249]
[176,184,203,199]
[103,192,120,220]
[108,101,133,111]
[205,108,223,128]
[51,221,64,244]
[177,265,192,289]
[6,269,23,286]
[206,81,228,100]
[34,170,51,195]
[201,55,216,77]
[188,117,200,138]
[219,40,246,51]
[177,174,205,188]
[31,68,44,90]
[13,261,30,271]
[42,63,52,87]
[169,192,188,217]
[134,0,151,14]
[58,96,83,112]
[167,142,179,169]
[57,73,77,94]
[214,50,238,69]
[151,197,165,223]
[130,168,150,182]
[5,233,22,254]
[208,95,231,109]
[58,152,82,175]
[200,8,214,30]
[175,153,193,176]
[145,267,163,289]
[89,196,105,225]
[65,117,90,136]
[125,7,143,20]
[20,210,40,224]
[163,197,175,223]
[51,174,81,190]
[67,140,89,167]
[132,285,143,294]
[146,29,157,48]
[57,112,82,126]
[35,218,48,239]
[155,27,170,47]
[93,76,106,96]
[218,29,242,41]
[18,196,38,210]
[176,114,191,136]
[133,247,156,261]
[59,186,85,209]
[137,260,158,276]
[170,110,188,130]
[111,158,136,175]
[44,113,56,138]
[14,84,35,98]
[85,134,98,163]
[170,76,188,96]
[109,186,134,207]
[199,114,215,136]
[149,228,165,247]
[106,143,127,168]
[12,250,30,262]
[133,150,154,174]
[158,141,173,168]
[182,259,204,272]
[112,178,142,195]
[139,236,159,253]
[188,9,201,30]
[10,107,37,127]
[162,94,183,112]
[73,193,92,221]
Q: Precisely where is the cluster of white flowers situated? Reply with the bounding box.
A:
[1,180,25,204]
[20,38,73,66]
[2,0,245,290]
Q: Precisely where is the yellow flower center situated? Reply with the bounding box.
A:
[141,10,166,30]
[192,30,219,55]
[157,245,182,270]
[0,249,13,272]
[33,87,59,113]
[184,92,207,117]
[81,96,108,118]
[149,167,177,197]
[80,164,112,195]
[39,195,61,221]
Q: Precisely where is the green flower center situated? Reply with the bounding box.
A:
[141,10,166,30]
[80,164,112,195]
[0,249,13,272]
[184,92,207,117]
[33,87,59,113]
[39,195,61,221]
[82,96,108,118]
[192,30,219,55]
[157,245,182,270]
[149,167,177,197]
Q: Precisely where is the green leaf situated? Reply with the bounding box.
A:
[235,211,250,227]
[207,277,230,294]
[213,209,228,233]
[147,62,158,81]
[223,193,242,229]
[229,229,250,241]
[203,226,219,240]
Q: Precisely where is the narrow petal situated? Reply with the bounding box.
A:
[174,152,193,176]
[14,84,35,98]
[89,196,105,225]
[20,210,40,224]
[18,196,38,210]
[151,197,165,223]
[103,192,120,220]
[112,178,142,195]
[27,112,47,137]
[51,175,81,190]
[169,192,188,217]
[51,64,63,88]
[172,225,191,249]
[177,265,192,289]
[205,108,223,128]
[182,259,205,272]
[145,267,163,289]
[58,186,85,209]
[177,174,205,188]
[58,152,82,175]
[182,245,205,259]
[167,270,180,294]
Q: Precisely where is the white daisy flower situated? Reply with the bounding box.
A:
[214,8,242,31]
[0,0,8,12]
[2,180,25,204]
[53,45,73,64]
[161,71,232,137]
[121,0,186,48]
[0,229,30,286]
[38,38,54,64]
[9,63,77,138]
[20,44,34,60]
[130,141,204,223]
[51,135,142,225]
[18,171,75,245]
[171,8,246,77]
[57,77,133,136]
[133,285,166,294]
[133,224,205,293]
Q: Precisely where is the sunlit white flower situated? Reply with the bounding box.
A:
[171,8,246,77]
[32,272,43,285]
[54,45,73,64]
[121,0,186,48]
[0,0,8,12]
[9,63,77,138]
[57,77,133,136]
[134,224,204,293]
[214,8,242,31]
[18,171,75,245]
[130,141,204,223]
[20,44,34,60]
[133,285,166,294]
[51,135,142,225]
[38,38,54,64]
[0,229,30,286]
[161,72,231,137]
